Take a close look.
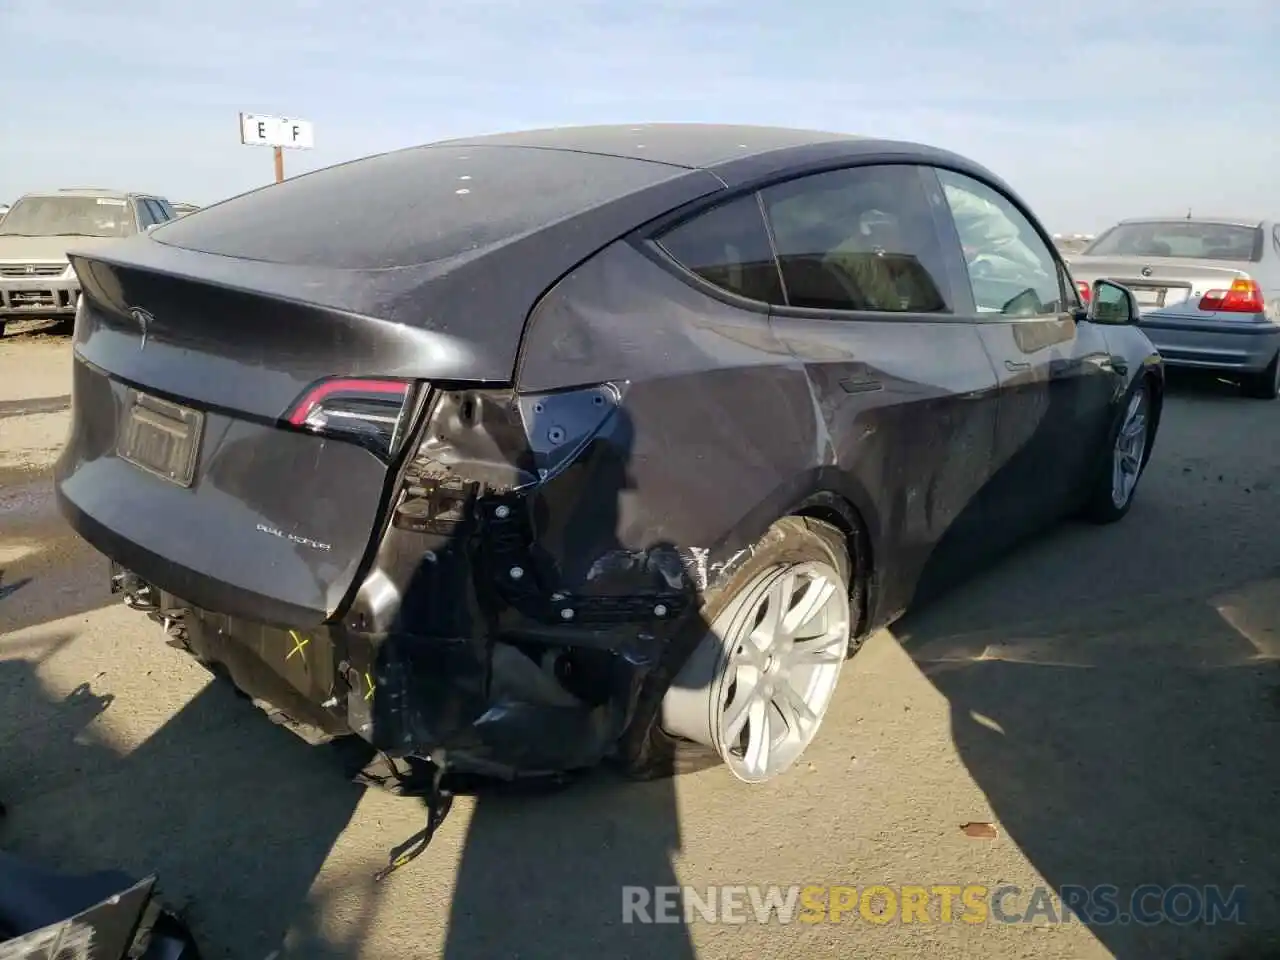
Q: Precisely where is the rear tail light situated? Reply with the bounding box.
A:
[284,376,417,459]
[1199,278,1265,314]
[1076,281,1091,304]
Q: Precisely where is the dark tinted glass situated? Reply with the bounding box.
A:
[657,194,783,303]
[151,145,686,269]
[759,164,950,314]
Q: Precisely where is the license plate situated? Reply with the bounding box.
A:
[1129,286,1164,307]
[117,389,204,487]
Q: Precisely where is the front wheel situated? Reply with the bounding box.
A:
[1082,378,1152,524]
[1240,351,1280,400]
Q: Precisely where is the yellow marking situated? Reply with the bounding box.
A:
[286,630,310,661]
[364,672,375,701]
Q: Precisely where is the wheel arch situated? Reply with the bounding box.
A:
[1140,361,1164,465]
[788,490,874,641]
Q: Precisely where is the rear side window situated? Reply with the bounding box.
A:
[656,194,784,304]
[759,164,951,314]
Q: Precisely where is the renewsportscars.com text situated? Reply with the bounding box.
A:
[622,883,1248,926]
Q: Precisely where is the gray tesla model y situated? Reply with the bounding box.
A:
[54,124,1163,787]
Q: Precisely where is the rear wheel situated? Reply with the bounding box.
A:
[1240,351,1280,400]
[1082,378,1152,524]
[633,516,854,782]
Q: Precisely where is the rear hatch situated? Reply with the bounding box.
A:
[54,143,720,628]
[1067,254,1258,318]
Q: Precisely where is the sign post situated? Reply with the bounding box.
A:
[238,112,315,183]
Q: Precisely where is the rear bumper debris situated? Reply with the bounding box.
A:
[110,553,680,780]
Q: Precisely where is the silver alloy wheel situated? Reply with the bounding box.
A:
[1111,387,1149,509]
[661,560,850,783]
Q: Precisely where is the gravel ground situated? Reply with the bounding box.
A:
[1,335,1277,960]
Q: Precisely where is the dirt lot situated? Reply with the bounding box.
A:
[1,327,1278,959]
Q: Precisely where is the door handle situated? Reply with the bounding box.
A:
[1004,360,1031,371]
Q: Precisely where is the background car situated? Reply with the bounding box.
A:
[1066,216,1280,398]
[55,125,1162,792]
[0,188,178,337]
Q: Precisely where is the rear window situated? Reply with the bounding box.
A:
[656,194,784,304]
[152,145,684,270]
[1084,221,1263,262]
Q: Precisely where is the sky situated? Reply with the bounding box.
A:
[2,0,1276,234]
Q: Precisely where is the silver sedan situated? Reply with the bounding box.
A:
[1067,217,1280,398]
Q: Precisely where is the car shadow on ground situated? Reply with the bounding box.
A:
[0,652,372,958]
[892,376,1280,959]
[0,647,698,959]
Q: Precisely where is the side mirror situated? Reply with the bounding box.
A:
[1089,279,1138,325]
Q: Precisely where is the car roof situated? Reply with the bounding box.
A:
[430,122,1007,199]
[434,123,871,171]
[18,188,154,201]
[1114,215,1265,229]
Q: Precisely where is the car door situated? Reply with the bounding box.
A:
[929,167,1117,540]
[753,162,1003,613]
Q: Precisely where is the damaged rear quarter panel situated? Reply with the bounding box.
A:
[515,238,868,595]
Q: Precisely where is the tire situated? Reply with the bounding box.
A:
[620,515,854,782]
[1082,377,1153,524]
[0,320,6,339]
[1240,351,1280,400]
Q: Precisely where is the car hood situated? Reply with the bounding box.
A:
[0,234,123,262]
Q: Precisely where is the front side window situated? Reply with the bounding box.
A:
[0,195,136,239]
[759,164,950,314]
[655,194,784,304]
[936,169,1063,318]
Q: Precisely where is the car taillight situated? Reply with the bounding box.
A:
[284,376,417,459]
[1076,281,1091,304]
[1199,278,1265,314]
